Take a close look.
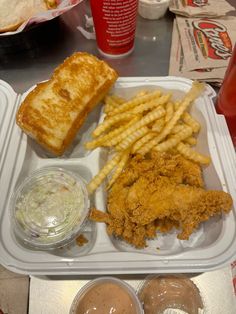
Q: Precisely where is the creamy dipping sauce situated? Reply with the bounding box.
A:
[75,282,138,314]
[139,275,203,314]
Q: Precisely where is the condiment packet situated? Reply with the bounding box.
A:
[176,16,236,71]
[0,0,84,37]
[169,0,235,18]
[169,19,226,85]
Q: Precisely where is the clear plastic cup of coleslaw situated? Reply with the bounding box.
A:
[10,166,90,250]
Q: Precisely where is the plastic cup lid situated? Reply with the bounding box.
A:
[70,277,143,314]
[138,274,204,314]
[10,166,89,250]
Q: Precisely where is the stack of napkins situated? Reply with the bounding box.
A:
[169,0,235,18]
[168,0,236,85]
[169,16,236,85]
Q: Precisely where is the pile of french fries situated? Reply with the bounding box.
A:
[85,81,211,194]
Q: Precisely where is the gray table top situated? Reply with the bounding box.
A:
[0,0,235,95]
[0,1,174,94]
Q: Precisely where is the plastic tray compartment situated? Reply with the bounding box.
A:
[0,77,236,275]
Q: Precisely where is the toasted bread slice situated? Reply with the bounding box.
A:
[16,52,118,155]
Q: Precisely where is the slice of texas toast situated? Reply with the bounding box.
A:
[16,52,118,155]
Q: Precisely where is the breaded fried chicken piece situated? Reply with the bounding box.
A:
[126,176,232,239]
[90,152,233,248]
[90,208,156,248]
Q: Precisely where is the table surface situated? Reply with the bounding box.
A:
[29,267,236,314]
[0,1,174,94]
[0,1,236,313]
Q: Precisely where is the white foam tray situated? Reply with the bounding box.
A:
[0,77,236,275]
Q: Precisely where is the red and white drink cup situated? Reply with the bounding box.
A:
[90,0,138,58]
[216,44,236,147]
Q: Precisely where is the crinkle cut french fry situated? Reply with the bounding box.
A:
[85,117,140,149]
[136,90,149,97]
[184,136,197,146]
[186,81,205,101]
[85,138,102,150]
[154,137,180,153]
[170,125,193,141]
[138,82,204,155]
[107,106,165,147]
[110,94,125,104]
[182,112,201,133]
[102,117,140,146]
[92,112,135,138]
[153,126,192,152]
[116,126,149,151]
[104,104,114,115]
[103,94,120,114]
[105,95,126,115]
[85,124,125,150]
[176,142,211,165]
[132,132,157,154]
[87,153,122,194]
[174,101,180,111]
[107,150,130,189]
[165,102,174,123]
[171,124,186,134]
[104,95,117,107]
[130,94,171,115]
[111,90,162,115]
[152,118,165,133]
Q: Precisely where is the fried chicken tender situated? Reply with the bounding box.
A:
[90,152,233,248]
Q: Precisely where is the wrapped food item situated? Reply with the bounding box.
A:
[169,19,226,85]
[176,16,236,71]
[169,0,234,18]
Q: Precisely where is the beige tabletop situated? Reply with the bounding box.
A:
[28,267,236,314]
[0,265,29,314]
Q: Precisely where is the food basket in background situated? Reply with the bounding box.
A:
[0,0,84,36]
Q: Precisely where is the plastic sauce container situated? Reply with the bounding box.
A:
[10,167,90,250]
[138,0,170,20]
[70,277,143,314]
[138,275,204,314]
[216,44,236,147]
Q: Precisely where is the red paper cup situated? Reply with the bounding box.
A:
[90,0,138,58]
[216,44,236,147]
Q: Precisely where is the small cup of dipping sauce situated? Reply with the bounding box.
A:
[10,166,89,250]
[70,277,143,314]
[138,275,204,314]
